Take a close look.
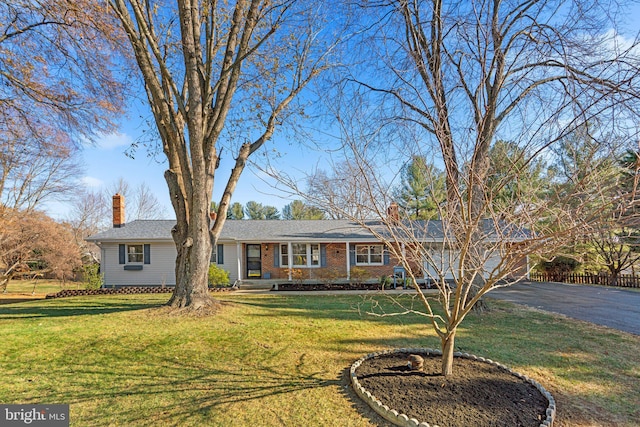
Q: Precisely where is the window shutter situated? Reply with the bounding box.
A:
[217,244,224,264]
[349,245,356,265]
[144,244,151,264]
[320,245,327,267]
[274,244,280,267]
[383,248,390,265]
[119,244,126,264]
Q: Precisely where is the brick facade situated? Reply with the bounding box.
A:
[255,242,411,282]
[237,241,526,283]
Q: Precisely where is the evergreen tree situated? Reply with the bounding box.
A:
[487,140,551,215]
[282,200,326,219]
[396,156,445,220]
[244,201,280,219]
[264,206,280,220]
[245,201,265,219]
[228,202,245,220]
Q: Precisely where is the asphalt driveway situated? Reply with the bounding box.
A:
[488,281,640,335]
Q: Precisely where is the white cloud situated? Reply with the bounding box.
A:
[96,132,134,150]
[81,176,104,188]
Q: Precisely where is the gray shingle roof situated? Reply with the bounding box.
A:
[85,219,380,242]
[86,220,176,242]
[86,218,529,243]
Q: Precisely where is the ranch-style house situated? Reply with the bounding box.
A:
[85,194,528,288]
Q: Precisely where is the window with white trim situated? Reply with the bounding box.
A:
[127,244,144,263]
[210,244,224,264]
[281,243,320,267]
[356,244,383,265]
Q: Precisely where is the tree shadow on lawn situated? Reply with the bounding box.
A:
[0,297,45,305]
[24,352,342,426]
[0,297,164,319]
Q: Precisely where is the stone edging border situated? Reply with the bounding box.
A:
[350,348,556,427]
[45,286,235,299]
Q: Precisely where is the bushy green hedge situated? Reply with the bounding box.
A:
[208,264,230,286]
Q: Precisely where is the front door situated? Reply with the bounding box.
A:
[246,244,262,278]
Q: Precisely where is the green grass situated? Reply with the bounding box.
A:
[1,279,80,296]
[0,293,638,426]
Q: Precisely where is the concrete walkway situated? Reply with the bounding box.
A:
[488,281,640,336]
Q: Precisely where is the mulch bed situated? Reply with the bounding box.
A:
[354,352,549,427]
[274,283,431,291]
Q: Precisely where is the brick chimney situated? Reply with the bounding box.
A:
[113,193,125,228]
[387,202,400,224]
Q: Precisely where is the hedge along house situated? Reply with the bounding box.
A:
[85,195,529,288]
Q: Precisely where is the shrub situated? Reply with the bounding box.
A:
[83,263,103,290]
[537,256,581,280]
[285,268,304,284]
[318,268,342,285]
[379,275,392,289]
[350,267,369,286]
[208,264,230,286]
[404,277,414,288]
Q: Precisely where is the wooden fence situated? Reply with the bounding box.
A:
[529,272,640,288]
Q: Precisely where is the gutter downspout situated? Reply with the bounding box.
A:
[236,242,242,281]
[288,242,293,281]
[346,241,350,280]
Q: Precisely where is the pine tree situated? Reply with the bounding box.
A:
[396,156,445,220]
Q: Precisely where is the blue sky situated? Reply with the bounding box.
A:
[43,3,640,221]
[45,111,327,220]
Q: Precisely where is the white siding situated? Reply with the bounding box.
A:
[423,245,502,281]
[101,242,176,287]
[424,245,456,281]
[482,251,502,278]
[218,243,239,283]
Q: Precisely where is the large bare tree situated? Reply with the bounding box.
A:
[0,0,126,142]
[109,0,338,311]
[0,0,127,213]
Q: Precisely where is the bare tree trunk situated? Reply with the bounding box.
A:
[168,243,217,310]
[468,274,489,312]
[164,165,217,311]
[608,266,620,287]
[441,330,456,377]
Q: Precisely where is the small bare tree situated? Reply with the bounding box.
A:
[588,150,640,284]
[66,190,107,264]
[0,136,83,211]
[105,178,169,220]
[276,0,640,376]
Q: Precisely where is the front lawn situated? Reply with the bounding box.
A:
[0,293,638,426]
[0,279,80,298]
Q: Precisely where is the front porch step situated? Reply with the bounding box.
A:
[236,280,278,290]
